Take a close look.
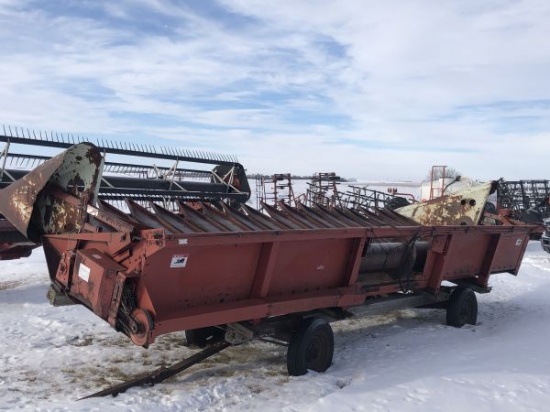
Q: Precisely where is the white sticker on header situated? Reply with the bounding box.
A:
[79,264,91,282]
[515,238,523,246]
[178,238,189,245]
[170,254,189,268]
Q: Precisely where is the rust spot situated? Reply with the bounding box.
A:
[396,182,494,226]
[0,143,103,241]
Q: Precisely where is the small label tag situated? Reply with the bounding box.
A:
[178,238,189,245]
[79,264,91,282]
[170,254,188,268]
[515,238,523,246]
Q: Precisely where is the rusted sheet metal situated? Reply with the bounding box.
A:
[396,181,496,226]
[0,143,103,242]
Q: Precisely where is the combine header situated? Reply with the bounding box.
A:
[497,179,550,224]
[0,142,538,396]
[0,127,250,259]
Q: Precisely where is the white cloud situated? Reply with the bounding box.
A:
[0,0,549,181]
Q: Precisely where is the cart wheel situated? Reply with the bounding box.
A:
[185,327,225,348]
[129,308,154,347]
[287,317,334,376]
[446,287,478,327]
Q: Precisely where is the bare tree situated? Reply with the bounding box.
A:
[425,166,461,181]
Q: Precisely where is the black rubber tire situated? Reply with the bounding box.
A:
[446,287,478,327]
[287,317,334,376]
[185,327,224,348]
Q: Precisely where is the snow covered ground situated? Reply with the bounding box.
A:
[1,241,550,411]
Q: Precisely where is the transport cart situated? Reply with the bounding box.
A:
[0,143,537,396]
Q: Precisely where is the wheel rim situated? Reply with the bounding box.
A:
[306,337,322,364]
[130,308,153,346]
[305,333,329,370]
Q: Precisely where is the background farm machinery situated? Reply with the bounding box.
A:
[496,180,550,224]
[0,139,539,397]
[495,180,550,249]
[255,171,548,230]
[255,172,413,211]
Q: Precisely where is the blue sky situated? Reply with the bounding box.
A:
[0,0,549,180]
